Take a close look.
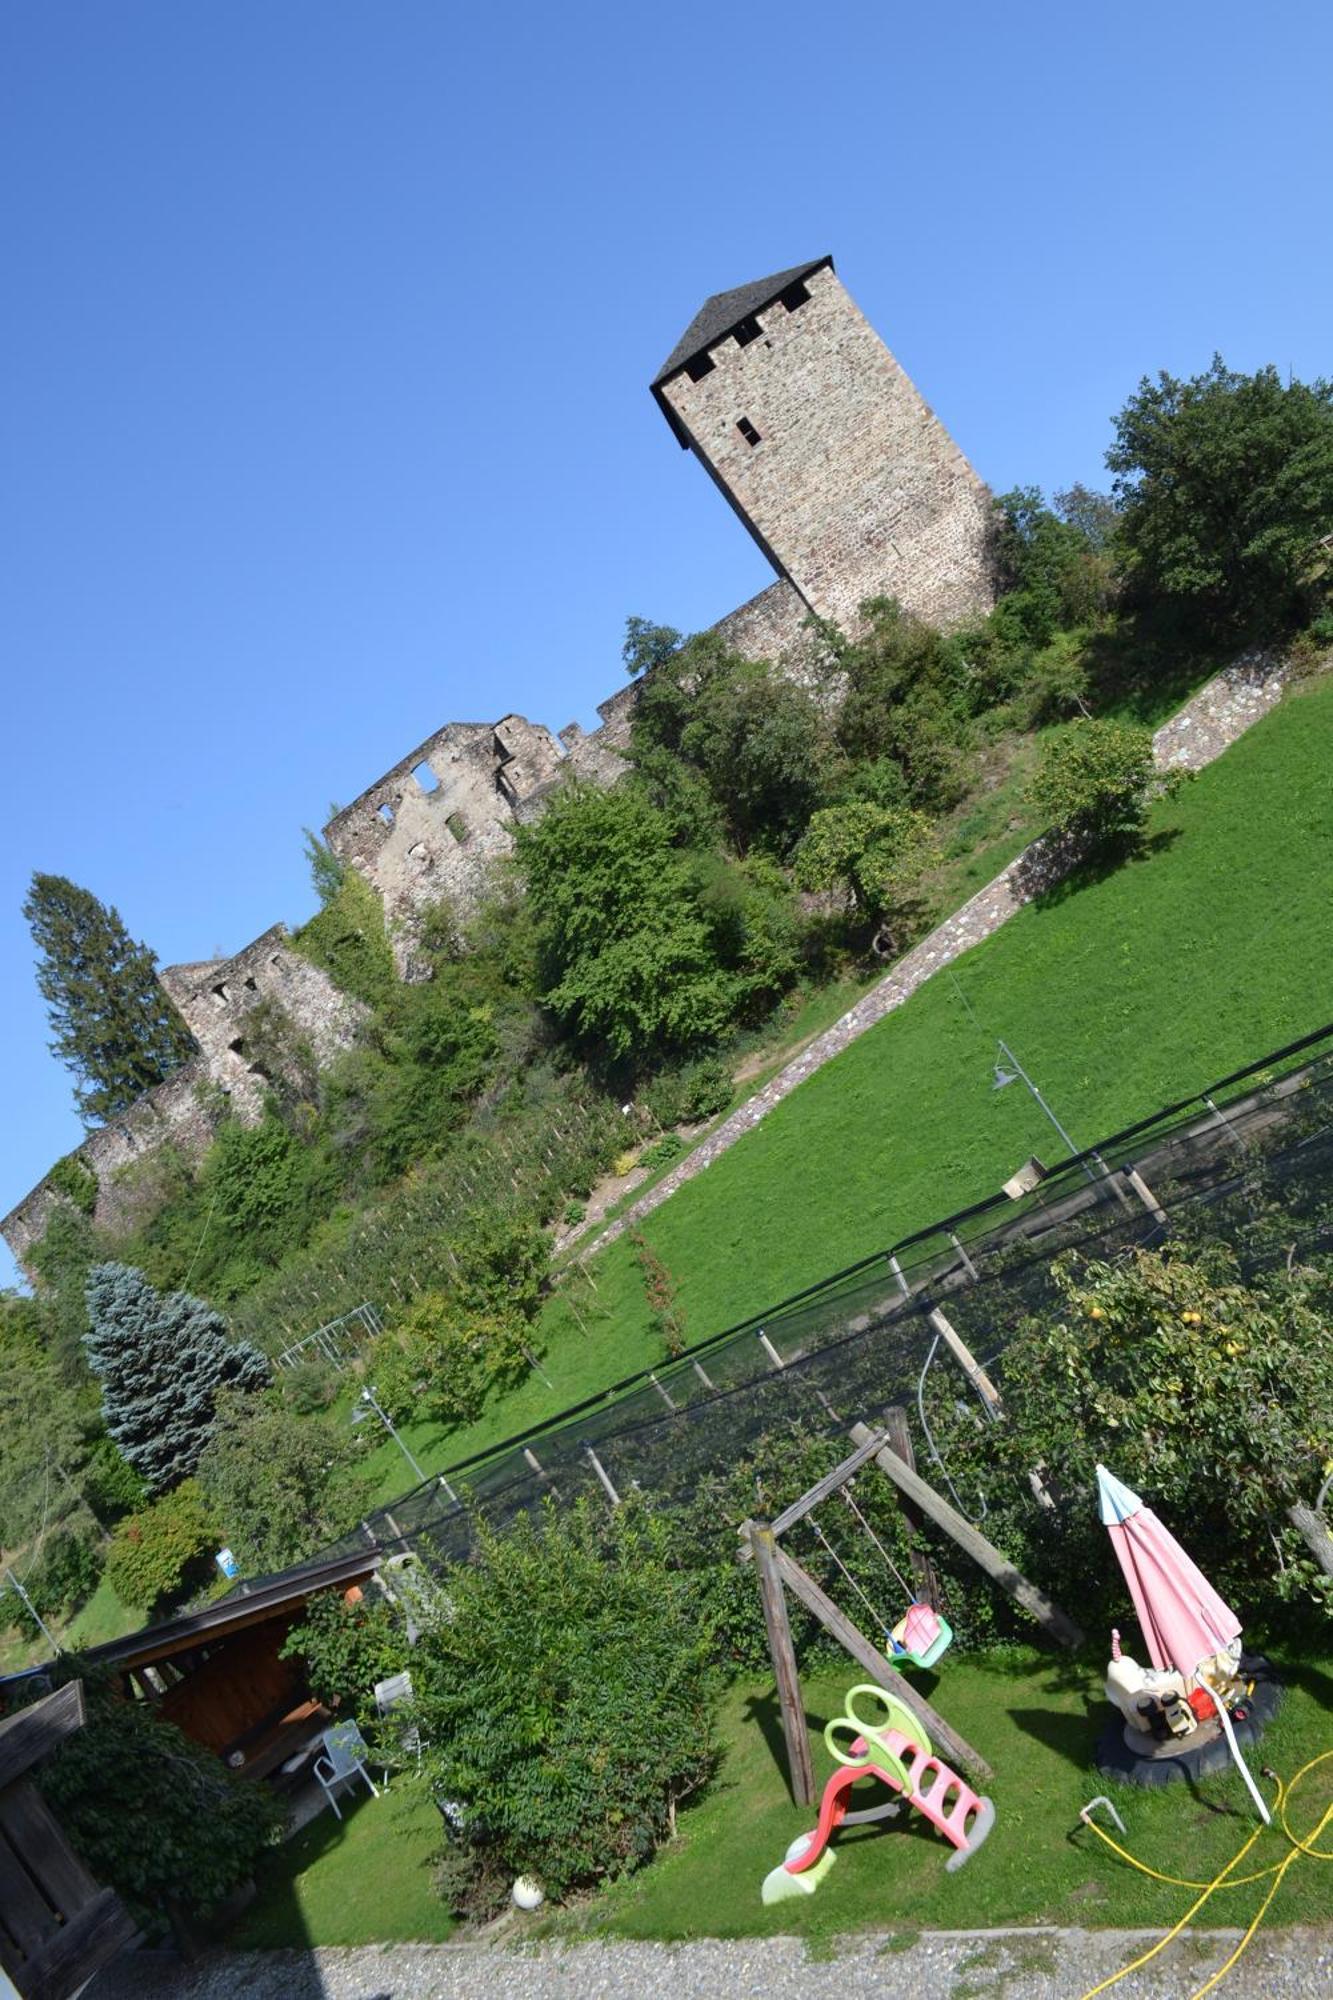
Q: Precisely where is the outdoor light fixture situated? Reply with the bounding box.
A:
[990,1037,1102,1189]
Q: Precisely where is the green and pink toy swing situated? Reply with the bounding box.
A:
[807,1486,955,1670]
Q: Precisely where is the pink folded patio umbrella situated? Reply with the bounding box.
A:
[1096,1464,1268,1822]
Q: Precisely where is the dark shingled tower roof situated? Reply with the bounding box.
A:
[651,256,833,444]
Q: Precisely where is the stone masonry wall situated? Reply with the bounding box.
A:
[160,926,367,1122]
[2,1055,225,1267]
[659,264,994,634]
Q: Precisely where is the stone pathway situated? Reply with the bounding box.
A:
[576,652,1293,1263]
[87,1924,1333,1999]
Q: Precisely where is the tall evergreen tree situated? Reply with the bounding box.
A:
[83,1264,269,1492]
[23,873,196,1125]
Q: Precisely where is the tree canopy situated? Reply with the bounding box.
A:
[83,1263,269,1491]
[23,873,195,1124]
[1107,356,1333,634]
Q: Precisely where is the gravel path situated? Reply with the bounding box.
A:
[86,1926,1333,1999]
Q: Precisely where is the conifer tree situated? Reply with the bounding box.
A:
[83,1264,269,1492]
[23,873,196,1125]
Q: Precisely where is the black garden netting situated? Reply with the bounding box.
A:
[323,1021,1333,1577]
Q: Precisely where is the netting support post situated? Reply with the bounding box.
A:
[1124,1164,1169,1227]
[582,1442,621,1508]
[649,1371,678,1411]
[926,1305,1002,1414]
[948,1232,980,1282]
[692,1359,715,1390]
[436,1474,459,1506]
[757,1330,786,1371]
[742,1521,816,1807]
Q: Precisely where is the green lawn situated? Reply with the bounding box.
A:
[563,1650,1333,1942]
[361,670,1333,1492]
[228,1783,454,1948]
[218,1647,1333,1949]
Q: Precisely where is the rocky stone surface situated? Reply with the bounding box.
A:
[86,1925,1333,1999]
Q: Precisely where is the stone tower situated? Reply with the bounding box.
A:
[653,257,993,632]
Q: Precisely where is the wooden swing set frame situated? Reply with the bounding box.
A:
[739,1409,1084,1805]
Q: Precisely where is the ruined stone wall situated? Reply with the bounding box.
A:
[659,263,993,634]
[1,1054,224,1269]
[323,715,584,976]
[160,926,367,1121]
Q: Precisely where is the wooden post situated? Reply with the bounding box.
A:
[850,1423,1085,1649]
[770,1541,991,1781]
[882,1406,941,1609]
[744,1522,816,1806]
[1124,1165,1169,1227]
[926,1305,1002,1412]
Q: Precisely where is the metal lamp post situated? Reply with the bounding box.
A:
[992,1038,1102,1187]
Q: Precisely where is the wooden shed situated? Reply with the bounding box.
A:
[0,1680,136,2000]
[76,1549,384,1779]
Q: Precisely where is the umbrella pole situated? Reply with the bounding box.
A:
[1207,1676,1271,1826]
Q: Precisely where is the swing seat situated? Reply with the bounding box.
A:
[889,1602,953,1670]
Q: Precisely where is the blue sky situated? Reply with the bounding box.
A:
[3,2,1331,1281]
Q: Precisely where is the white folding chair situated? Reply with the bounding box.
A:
[312,1720,380,1820]
[373,1670,422,1781]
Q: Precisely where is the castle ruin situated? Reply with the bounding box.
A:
[3,256,991,1269]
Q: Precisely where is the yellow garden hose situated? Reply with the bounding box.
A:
[1074,1750,1333,2000]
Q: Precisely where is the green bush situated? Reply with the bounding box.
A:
[366,1294,533,1429]
[280,1587,410,1721]
[46,1149,98,1216]
[104,1479,219,1612]
[196,1390,372,1575]
[641,1132,686,1170]
[933,1247,1333,1628]
[36,1665,280,1931]
[1025,717,1163,853]
[414,1499,716,1910]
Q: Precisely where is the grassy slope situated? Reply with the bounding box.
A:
[370,670,1333,1487]
[229,1785,454,1948]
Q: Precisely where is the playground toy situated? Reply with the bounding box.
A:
[805,1486,954,1670]
[761,1683,995,1903]
[888,1599,953,1669]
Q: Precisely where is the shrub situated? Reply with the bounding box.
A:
[450,1209,550,1322]
[196,1390,372,1575]
[280,1587,410,1721]
[794,800,935,924]
[37,1665,280,1931]
[46,1149,98,1216]
[644,1056,733,1127]
[367,1293,534,1429]
[278,1355,341,1414]
[641,1132,686,1170]
[414,1499,716,1910]
[104,1479,218,1612]
[935,1247,1333,1627]
[1024,717,1162,854]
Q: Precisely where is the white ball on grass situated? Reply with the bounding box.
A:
[511,1875,545,1911]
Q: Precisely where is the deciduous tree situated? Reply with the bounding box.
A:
[1107,356,1333,634]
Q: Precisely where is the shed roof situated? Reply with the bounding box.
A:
[651,257,833,444]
